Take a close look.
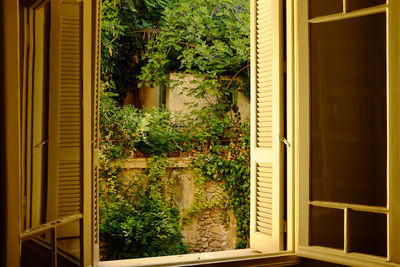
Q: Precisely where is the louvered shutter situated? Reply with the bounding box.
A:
[250,0,284,252]
[47,0,84,237]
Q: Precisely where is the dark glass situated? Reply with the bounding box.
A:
[57,221,81,262]
[347,0,386,12]
[21,220,81,267]
[28,1,51,229]
[349,210,387,257]
[310,206,344,249]
[310,14,387,206]
[21,231,52,267]
[309,0,343,18]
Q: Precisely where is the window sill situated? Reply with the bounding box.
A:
[98,249,300,267]
[298,246,400,267]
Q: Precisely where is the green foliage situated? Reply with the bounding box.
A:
[138,0,250,117]
[139,0,250,88]
[100,90,251,252]
[101,0,172,103]
[188,120,250,248]
[100,90,194,158]
[100,155,188,260]
[99,0,251,258]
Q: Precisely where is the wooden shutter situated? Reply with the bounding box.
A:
[250,0,284,252]
[47,0,84,237]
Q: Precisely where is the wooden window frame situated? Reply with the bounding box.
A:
[4,0,400,266]
[295,1,400,266]
[15,0,93,266]
[98,0,297,264]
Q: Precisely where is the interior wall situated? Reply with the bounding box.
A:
[1,0,21,266]
[0,0,7,265]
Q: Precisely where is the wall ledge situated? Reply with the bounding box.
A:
[121,157,192,169]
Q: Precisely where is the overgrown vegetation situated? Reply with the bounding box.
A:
[100,0,250,260]
[99,152,188,259]
[101,0,171,105]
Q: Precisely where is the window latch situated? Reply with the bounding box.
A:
[280,137,291,147]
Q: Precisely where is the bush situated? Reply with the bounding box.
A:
[100,90,194,159]
[100,156,188,260]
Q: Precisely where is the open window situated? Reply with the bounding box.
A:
[7,0,400,266]
[18,0,96,266]
[296,0,400,265]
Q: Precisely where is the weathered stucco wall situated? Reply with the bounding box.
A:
[121,157,237,252]
[166,73,250,122]
[166,73,215,114]
[139,84,159,109]
[123,73,250,122]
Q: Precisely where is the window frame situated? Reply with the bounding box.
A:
[4,0,400,266]
[295,0,400,266]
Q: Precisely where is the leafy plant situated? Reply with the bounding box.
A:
[139,0,250,92]
[100,155,188,260]
[101,0,172,104]
[100,90,194,159]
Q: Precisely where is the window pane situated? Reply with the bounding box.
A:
[21,226,80,267]
[30,2,50,228]
[347,0,386,12]
[310,206,344,249]
[57,221,81,266]
[310,13,387,206]
[309,0,343,18]
[349,210,387,257]
[21,230,52,267]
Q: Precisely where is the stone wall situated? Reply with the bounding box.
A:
[121,157,237,253]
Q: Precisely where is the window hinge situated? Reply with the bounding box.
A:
[283,220,287,233]
[280,136,291,147]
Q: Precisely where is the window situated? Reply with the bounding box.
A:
[297,0,400,265]
[4,0,400,266]
[18,0,93,266]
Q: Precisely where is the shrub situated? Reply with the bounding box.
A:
[100,156,188,260]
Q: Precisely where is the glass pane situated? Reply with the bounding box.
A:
[347,0,386,12]
[21,230,52,267]
[310,13,387,206]
[57,221,81,266]
[349,210,387,257]
[309,0,343,18]
[31,1,51,228]
[310,206,344,249]
[20,223,80,267]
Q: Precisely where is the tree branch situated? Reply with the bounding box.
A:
[226,64,250,90]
